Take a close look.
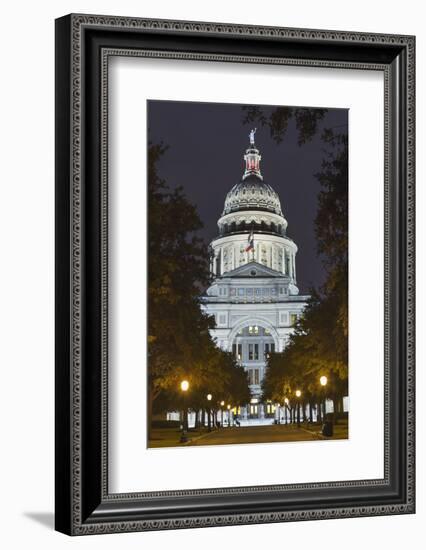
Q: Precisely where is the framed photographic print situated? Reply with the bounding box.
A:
[55,14,415,535]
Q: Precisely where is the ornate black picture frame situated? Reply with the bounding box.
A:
[55,14,415,535]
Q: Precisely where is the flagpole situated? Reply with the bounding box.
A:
[251,226,255,262]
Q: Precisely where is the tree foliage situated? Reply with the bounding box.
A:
[243,105,327,145]
[148,143,250,425]
[256,114,349,408]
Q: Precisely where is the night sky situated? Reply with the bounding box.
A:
[147,100,348,294]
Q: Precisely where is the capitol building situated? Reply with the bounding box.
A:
[200,130,309,422]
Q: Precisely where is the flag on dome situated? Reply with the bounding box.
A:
[245,230,254,252]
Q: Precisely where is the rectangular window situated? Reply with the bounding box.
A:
[232,344,236,357]
[238,288,244,296]
[248,369,259,385]
[254,344,259,360]
[264,343,275,358]
[237,344,242,360]
[290,313,298,326]
[249,344,254,360]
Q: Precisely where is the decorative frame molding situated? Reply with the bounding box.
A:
[55,14,415,535]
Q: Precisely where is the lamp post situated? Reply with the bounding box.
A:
[284,397,289,424]
[295,390,302,427]
[227,404,232,427]
[207,393,212,432]
[320,375,328,422]
[180,380,189,443]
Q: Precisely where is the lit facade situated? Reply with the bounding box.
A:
[201,130,309,420]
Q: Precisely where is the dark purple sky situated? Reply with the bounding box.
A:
[147,100,348,294]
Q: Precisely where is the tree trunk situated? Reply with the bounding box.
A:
[309,402,313,423]
[147,386,160,442]
[148,391,153,442]
[333,397,339,424]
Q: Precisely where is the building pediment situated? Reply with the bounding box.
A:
[221,261,288,279]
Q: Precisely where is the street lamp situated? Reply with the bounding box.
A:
[295,390,302,427]
[180,380,189,443]
[207,393,212,432]
[227,404,232,427]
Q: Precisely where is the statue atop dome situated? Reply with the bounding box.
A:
[249,128,257,146]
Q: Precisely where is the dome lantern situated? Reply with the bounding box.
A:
[243,128,263,180]
[221,132,283,217]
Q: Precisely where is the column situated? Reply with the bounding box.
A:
[293,252,297,280]
[220,247,224,275]
[282,248,286,274]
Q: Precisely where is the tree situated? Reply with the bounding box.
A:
[148,143,214,432]
[258,115,349,418]
[243,105,327,145]
[147,143,251,435]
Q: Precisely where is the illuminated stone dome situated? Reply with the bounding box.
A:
[222,174,283,216]
[218,130,287,238]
